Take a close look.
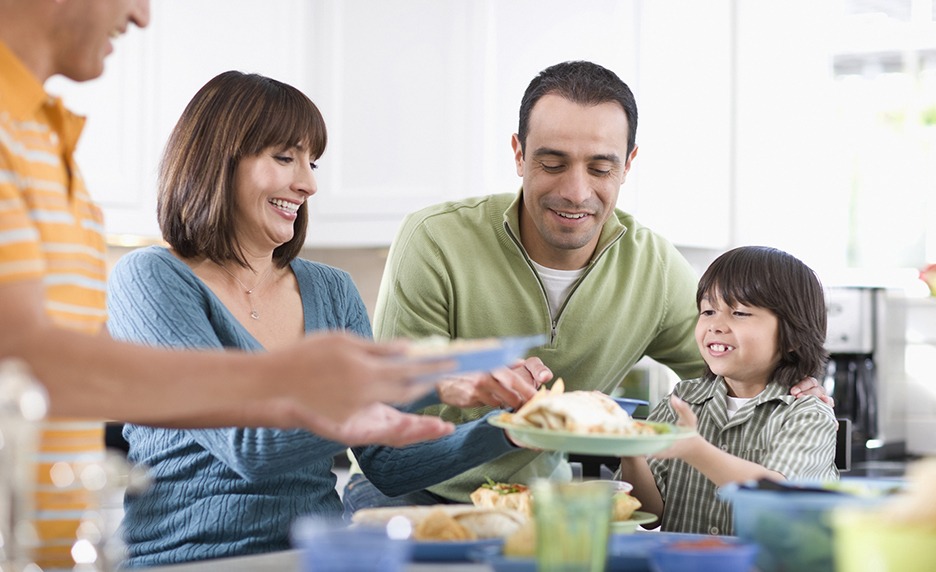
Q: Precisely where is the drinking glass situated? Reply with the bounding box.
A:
[532,479,614,572]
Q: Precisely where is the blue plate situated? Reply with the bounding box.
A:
[412,335,547,383]
[613,397,650,416]
[484,553,534,572]
[608,532,728,571]
[481,532,731,572]
[412,537,503,562]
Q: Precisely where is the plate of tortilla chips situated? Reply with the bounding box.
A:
[351,504,526,562]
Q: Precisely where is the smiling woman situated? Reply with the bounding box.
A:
[104,71,377,568]
[157,71,324,270]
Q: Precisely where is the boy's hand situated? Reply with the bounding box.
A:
[650,395,701,460]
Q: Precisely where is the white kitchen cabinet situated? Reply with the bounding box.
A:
[48,0,643,247]
[300,0,480,246]
[49,0,791,250]
[633,1,843,257]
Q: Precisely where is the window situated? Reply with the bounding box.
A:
[831,0,936,269]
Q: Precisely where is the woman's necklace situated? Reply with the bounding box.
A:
[215,262,274,320]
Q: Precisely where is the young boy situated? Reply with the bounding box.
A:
[618,246,838,535]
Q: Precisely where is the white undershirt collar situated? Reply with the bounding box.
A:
[530,260,586,318]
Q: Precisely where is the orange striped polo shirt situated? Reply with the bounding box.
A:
[1,40,107,570]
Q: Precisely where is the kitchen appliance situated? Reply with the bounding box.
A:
[823,287,907,466]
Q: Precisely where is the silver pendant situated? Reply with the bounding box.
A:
[250,311,260,320]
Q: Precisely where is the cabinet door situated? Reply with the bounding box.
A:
[300,0,478,246]
[46,26,156,240]
[305,0,639,246]
[633,0,733,250]
[49,0,313,242]
[479,0,639,217]
[148,0,313,149]
[49,0,647,248]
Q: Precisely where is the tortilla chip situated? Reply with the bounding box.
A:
[413,508,476,541]
[612,492,642,521]
[351,504,527,541]
[503,520,536,557]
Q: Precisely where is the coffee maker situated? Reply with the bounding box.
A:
[823,287,907,466]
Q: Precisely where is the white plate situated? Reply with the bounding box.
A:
[488,417,696,456]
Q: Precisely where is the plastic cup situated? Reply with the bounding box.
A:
[833,508,936,572]
[291,517,412,572]
[532,479,614,572]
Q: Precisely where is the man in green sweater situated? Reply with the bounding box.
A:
[344,60,829,512]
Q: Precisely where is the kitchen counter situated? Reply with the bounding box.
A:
[144,549,489,571]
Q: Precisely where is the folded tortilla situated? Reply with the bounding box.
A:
[503,378,655,435]
[470,482,532,517]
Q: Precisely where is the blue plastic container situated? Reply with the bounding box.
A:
[718,478,904,572]
[292,518,412,572]
[479,532,738,572]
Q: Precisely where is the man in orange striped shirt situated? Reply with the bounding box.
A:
[0,0,457,566]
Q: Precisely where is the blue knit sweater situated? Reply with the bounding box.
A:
[106,246,372,567]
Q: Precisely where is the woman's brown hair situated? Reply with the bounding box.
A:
[158,70,326,269]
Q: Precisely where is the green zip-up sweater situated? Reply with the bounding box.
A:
[356,191,706,502]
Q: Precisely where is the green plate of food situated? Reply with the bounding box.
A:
[489,416,694,456]
[487,379,695,456]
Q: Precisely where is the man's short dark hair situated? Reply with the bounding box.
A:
[517,60,638,157]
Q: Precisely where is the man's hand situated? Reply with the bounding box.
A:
[790,376,834,408]
[436,357,552,409]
